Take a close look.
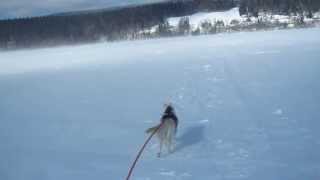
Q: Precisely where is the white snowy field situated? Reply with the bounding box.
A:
[1,28,320,180]
[168,7,242,27]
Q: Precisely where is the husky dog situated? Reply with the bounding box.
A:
[146,104,178,157]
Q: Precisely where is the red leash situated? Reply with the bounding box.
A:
[126,122,163,180]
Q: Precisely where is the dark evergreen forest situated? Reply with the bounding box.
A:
[0,0,319,49]
[239,0,320,17]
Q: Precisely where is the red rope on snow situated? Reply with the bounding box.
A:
[126,122,163,180]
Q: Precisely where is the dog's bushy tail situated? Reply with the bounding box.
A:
[145,125,160,134]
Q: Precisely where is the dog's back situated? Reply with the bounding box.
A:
[157,117,176,145]
[161,105,178,130]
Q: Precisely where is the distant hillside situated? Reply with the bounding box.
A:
[1,0,319,50]
[0,0,236,49]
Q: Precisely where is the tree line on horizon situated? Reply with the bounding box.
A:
[0,0,319,50]
[0,0,237,49]
[239,0,320,17]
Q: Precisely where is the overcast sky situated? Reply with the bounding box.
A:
[0,0,164,19]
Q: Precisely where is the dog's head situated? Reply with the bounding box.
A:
[162,104,178,122]
[163,104,175,115]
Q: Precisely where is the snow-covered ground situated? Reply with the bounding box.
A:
[166,7,320,31]
[141,7,320,36]
[168,7,242,27]
[1,28,320,180]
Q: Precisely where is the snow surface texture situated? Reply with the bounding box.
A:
[1,28,320,180]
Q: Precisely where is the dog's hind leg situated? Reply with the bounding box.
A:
[158,139,163,157]
[168,132,175,153]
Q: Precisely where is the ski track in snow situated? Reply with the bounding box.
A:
[1,28,320,180]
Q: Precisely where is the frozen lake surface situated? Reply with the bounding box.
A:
[1,28,320,180]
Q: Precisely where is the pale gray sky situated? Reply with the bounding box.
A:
[0,0,164,19]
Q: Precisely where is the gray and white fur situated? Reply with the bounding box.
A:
[146,104,178,157]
